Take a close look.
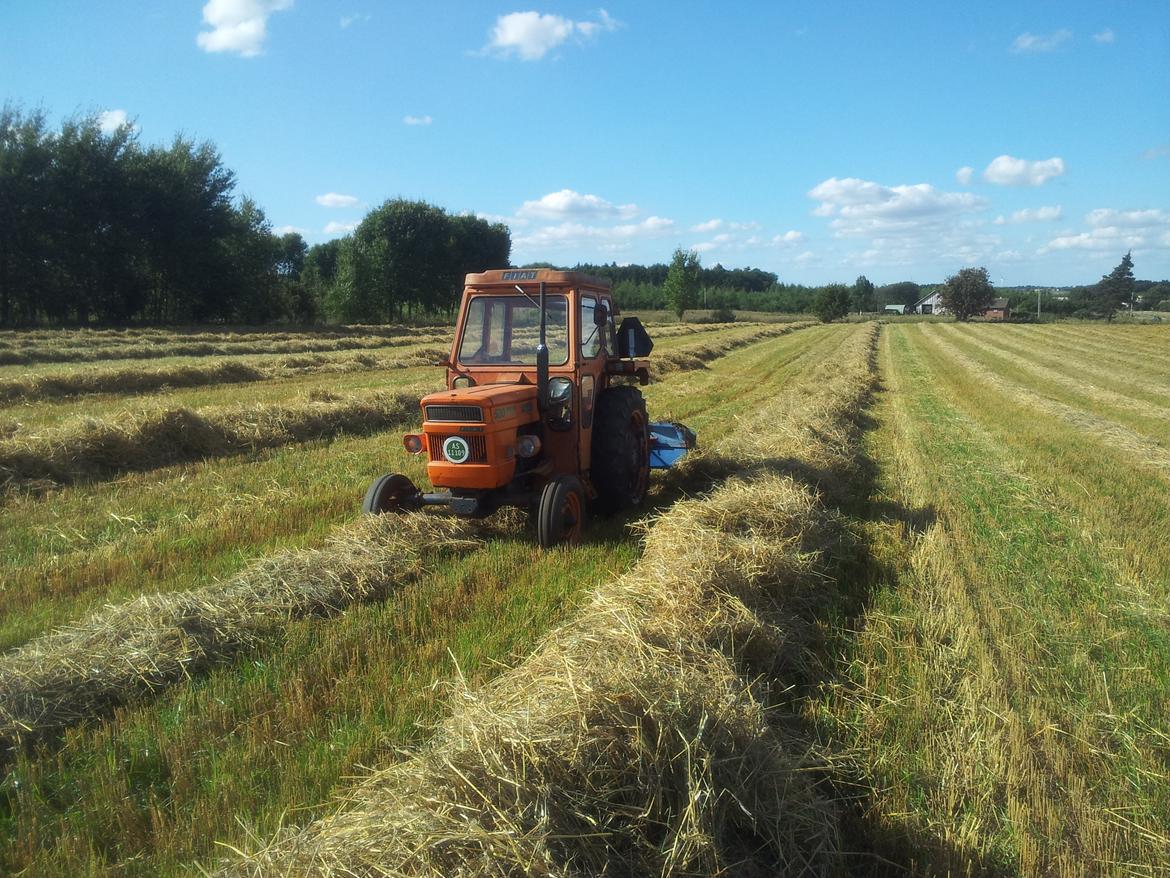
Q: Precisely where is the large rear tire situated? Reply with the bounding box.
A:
[537,475,586,548]
[590,386,650,513]
[363,474,420,514]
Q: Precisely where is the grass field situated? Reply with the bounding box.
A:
[2,319,1168,876]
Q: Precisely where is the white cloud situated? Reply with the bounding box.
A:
[517,189,637,221]
[1085,208,1169,228]
[340,13,370,28]
[772,230,806,246]
[514,215,674,250]
[691,218,724,233]
[1093,28,1115,44]
[403,115,433,126]
[483,9,620,60]
[994,206,1063,224]
[97,109,131,134]
[1039,209,1170,253]
[197,0,294,57]
[1142,144,1170,161]
[323,220,358,235]
[955,166,974,186]
[808,177,986,236]
[1011,29,1072,53]
[316,192,361,208]
[982,155,1065,186]
[274,224,306,235]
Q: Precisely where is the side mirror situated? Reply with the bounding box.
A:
[616,316,654,358]
[593,302,609,327]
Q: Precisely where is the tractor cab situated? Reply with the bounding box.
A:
[363,269,695,547]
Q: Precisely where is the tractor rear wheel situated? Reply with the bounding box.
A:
[363,473,420,514]
[537,475,586,548]
[590,386,650,513]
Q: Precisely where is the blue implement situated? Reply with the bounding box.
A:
[648,422,697,469]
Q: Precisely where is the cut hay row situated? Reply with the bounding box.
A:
[216,323,878,877]
[648,320,816,379]
[0,329,452,367]
[0,515,481,754]
[0,390,421,493]
[921,327,1170,474]
[0,346,448,406]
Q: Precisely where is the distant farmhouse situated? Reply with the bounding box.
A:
[908,291,1011,320]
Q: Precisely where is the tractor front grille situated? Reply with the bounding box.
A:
[424,404,483,423]
[428,433,488,463]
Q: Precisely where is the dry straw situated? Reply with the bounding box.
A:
[0,390,421,493]
[648,322,815,380]
[0,514,481,754]
[218,324,878,877]
[0,347,447,405]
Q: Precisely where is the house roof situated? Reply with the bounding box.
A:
[912,290,941,307]
[987,298,1010,309]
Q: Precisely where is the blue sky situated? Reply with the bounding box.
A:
[3,1,1168,285]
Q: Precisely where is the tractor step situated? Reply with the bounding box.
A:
[648,422,697,469]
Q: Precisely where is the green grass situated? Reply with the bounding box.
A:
[0,322,853,876]
[819,322,1170,875]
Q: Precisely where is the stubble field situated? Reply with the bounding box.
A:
[1,318,1167,876]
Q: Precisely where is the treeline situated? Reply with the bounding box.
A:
[303,202,510,323]
[0,107,312,326]
[0,107,510,327]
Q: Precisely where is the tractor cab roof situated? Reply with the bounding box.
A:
[464,269,612,291]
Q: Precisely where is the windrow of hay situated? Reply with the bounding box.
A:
[648,321,816,379]
[0,390,421,493]
[0,514,481,754]
[0,347,448,405]
[218,323,878,877]
[0,329,451,367]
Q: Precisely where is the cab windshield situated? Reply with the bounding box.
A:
[458,294,570,366]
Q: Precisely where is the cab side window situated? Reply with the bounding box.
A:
[580,296,603,359]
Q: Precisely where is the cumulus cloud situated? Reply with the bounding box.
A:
[772,230,806,245]
[517,189,637,221]
[994,206,1063,224]
[316,192,361,208]
[1093,28,1115,44]
[689,218,760,233]
[982,155,1065,186]
[403,115,433,126]
[274,224,306,235]
[323,220,358,235]
[197,0,294,57]
[483,9,619,60]
[514,215,674,251]
[691,218,724,233]
[808,177,986,236]
[97,109,131,134]
[1011,29,1072,53]
[1040,208,1170,253]
[956,166,974,185]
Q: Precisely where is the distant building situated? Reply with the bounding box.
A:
[983,298,1011,321]
[912,291,945,315]
[883,304,907,315]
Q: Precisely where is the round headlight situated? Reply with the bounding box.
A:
[403,433,425,454]
[516,434,542,458]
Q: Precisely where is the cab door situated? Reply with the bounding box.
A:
[577,292,610,475]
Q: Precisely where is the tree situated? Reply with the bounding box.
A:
[812,284,851,322]
[1096,251,1135,321]
[877,281,922,311]
[662,247,700,318]
[940,267,994,321]
[851,275,875,313]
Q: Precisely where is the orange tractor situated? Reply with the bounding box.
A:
[363,269,696,547]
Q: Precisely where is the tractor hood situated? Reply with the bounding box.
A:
[420,382,538,425]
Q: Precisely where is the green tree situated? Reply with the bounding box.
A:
[812,284,851,322]
[1096,251,1135,321]
[940,267,994,321]
[662,247,700,318]
[851,275,876,313]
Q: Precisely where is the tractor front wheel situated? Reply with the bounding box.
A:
[536,475,586,548]
[363,473,420,514]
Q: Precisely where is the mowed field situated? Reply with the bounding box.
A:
[1,318,1168,876]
